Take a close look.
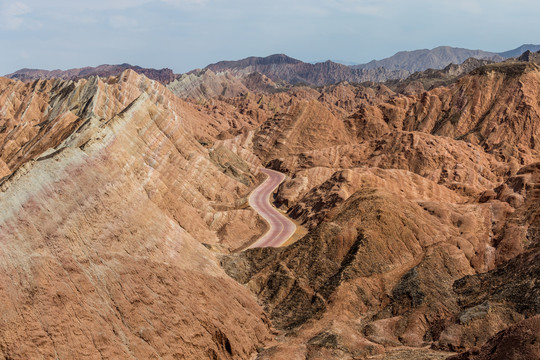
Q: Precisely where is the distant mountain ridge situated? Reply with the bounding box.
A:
[5,44,540,88]
[205,54,409,85]
[352,44,540,73]
[6,63,175,84]
[353,46,503,72]
[208,54,302,69]
[497,44,540,58]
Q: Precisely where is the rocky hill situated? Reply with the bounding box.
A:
[167,69,250,99]
[385,57,496,93]
[5,63,176,84]
[517,50,540,64]
[0,71,275,358]
[449,315,540,360]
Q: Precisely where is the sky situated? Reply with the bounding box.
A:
[0,0,539,75]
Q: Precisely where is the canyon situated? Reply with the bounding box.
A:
[0,49,539,360]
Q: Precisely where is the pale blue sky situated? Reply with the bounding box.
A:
[0,0,538,74]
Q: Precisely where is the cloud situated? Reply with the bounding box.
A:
[328,0,382,15]
[0,1,32,29]
[39,0,151,11]
[159,0,209,6]
[109,15,139,29]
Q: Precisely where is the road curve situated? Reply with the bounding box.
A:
[248,168,296,248]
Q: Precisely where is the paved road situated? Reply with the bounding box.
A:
[248,168,296,248]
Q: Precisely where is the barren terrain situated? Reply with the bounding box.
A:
[1,53,539,359]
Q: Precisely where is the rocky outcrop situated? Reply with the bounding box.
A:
[240,72,280,93]
[517,50,540,64]
[0,70,265,179]
[386,57,496,93]
[253,99,355,162]
[447,315,540,360]
[167,69,250,100]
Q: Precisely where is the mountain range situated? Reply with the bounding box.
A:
[6,63,175,84]
[351,44,540,72]
[168,47,540,100]
[352,46,503,72]
[204,54,409,85]
[497,43,540,58]
[5,44,540,87]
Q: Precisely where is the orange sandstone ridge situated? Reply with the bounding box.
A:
[0,71,273,358]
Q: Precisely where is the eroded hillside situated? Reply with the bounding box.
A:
[218,60,540,359]
[0,71,273,359]
[1,57,539,360]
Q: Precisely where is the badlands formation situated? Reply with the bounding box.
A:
[0,53,539,359]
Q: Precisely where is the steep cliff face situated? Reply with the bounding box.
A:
[427,63,540,163]
[338,63,540,166]
[517,50,540,64]
[0,71,273,359]
[249,63,540,176]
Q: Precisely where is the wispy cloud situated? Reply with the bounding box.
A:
[0,1,38,29]
[327,0,383,15]
[40,0,151,11]
[109,15,139,29]
[160,0,209,5]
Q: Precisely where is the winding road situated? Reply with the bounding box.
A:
[248,168,296,248]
